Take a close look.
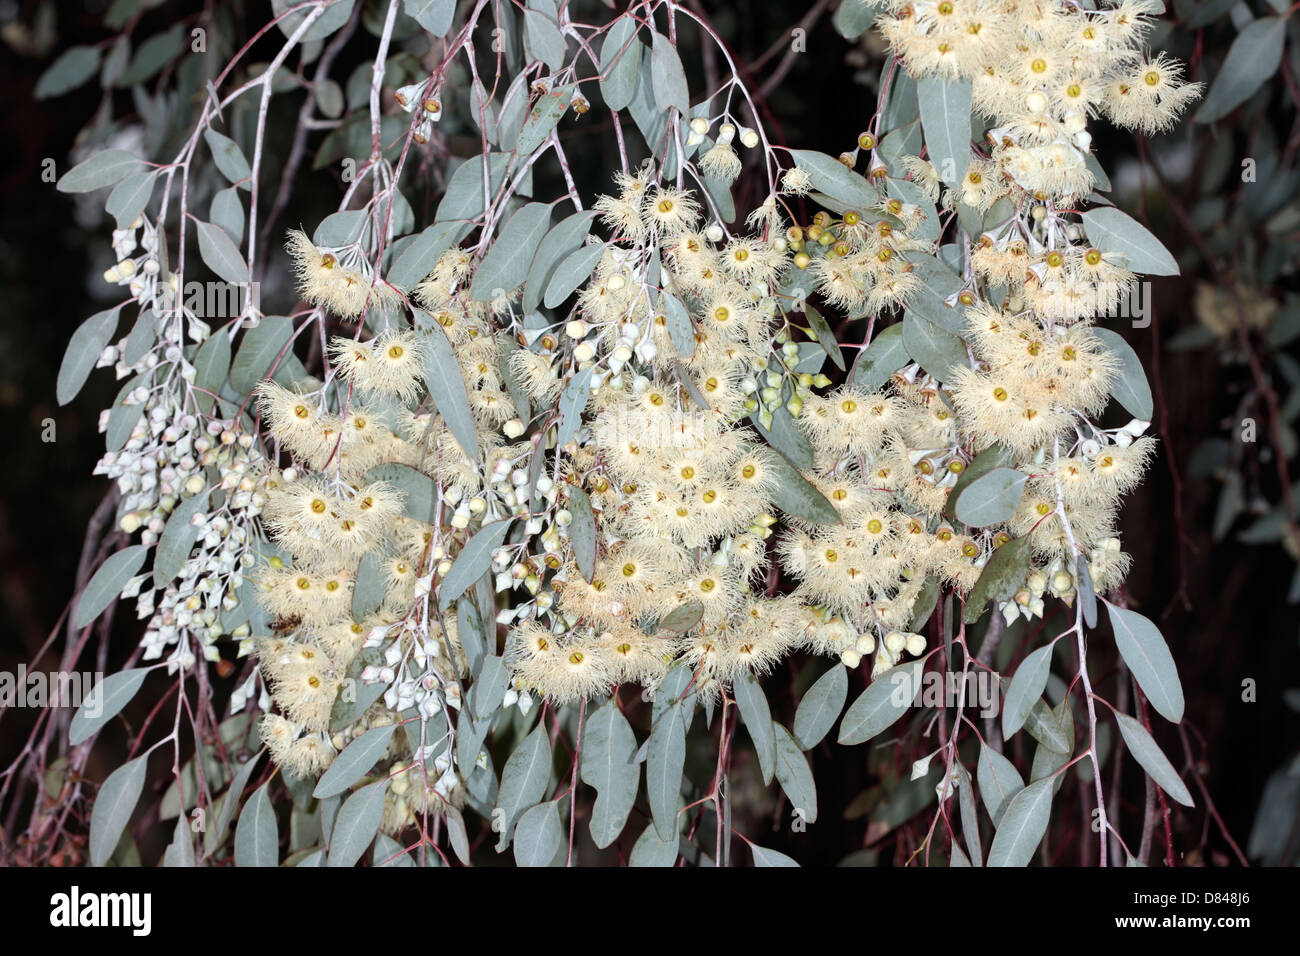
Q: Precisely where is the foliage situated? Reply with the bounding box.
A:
[7,0,1244,868]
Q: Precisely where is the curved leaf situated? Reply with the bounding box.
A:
[838,659,923,745]
[514,800,564,867]
[90,756,148,866]
[793,663,848,750]
[70,667,150,745]
[327,780,387,867]
[580,701,640,849]
[1001,644,1053,738]
[986,778,1054,867]
[1105,603,1184,723]
[954,467,1027,527]
[732,670,776,785]
[313,724,397,799]
[234,782,279,867]
[58,307,121,406]
[75,545,148,629]
[1113,711,1194,807]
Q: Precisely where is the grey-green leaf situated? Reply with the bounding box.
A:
[945,444,1014,522]
[647,696,688,840]
[70,667,149,745]
[649,31,689,117]
[1081,207,1179,276]
[313,725,397,799]
[514,800,564,866]
[90,756,148,866]
[523,9,566,71]
[977,742,1025,827]
[36,45,102,98]
[903,311,967,382]
[964,536,1030,624]
[957,764,982,865]
[986,778,1054,867]
[162,819,196,867]
[192,329,231,414]
[838,659,923,745]
[580,701,639,849]
[58,307,121,405]
[555,365,594,450]
[544,243,605,308]
[773,724,817,823]
[629,821,679,866]
[1113,711,1194,807]
[955,467,1027,527]
[153,490,211,587]
[75,545,147,629]
[788,149,877,210]
[327,780,387,867]
[1092,327,1154,422]
[751,844,801,867]
[516,84,573,156]
[1196,17,1286,125]
[106,171,158,230]
[524,210,598,312]
[230,314,292,393]
[1105,603,1184,723]
[495,725,552,851]
[917,75,971,185]
[767,447,840,525]
[1002,644,1053,738]
[851,323,908,391]
[470,202,553,300]
[439,519,513,612]
[204,129,252,190]
[196,219,250,285]
[58,149,143,193]
[599,16,642,111]
[234,783,278,867]
[389,221,469,289]
[733,670,776,785]
[404,0,455,36]
[567,485,597,581]
[793,663,848,750]
[419,316,480,458]
[661,291,695,359]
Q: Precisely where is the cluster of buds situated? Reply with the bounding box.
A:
[395,79,444,144]
[103,216,175,312]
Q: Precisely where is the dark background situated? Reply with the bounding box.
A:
[0,0,1296,865]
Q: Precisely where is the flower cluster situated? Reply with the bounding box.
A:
[496,161,948,700]
[877,0,1201,200]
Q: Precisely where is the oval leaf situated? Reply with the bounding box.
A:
[838,659,924,745]
[234,782,278,867]
[986,778,1054,867]
[75,545,148,629]
[90,755,148,866]
[793,663,848,750]
[1105,603,1184,723]
[70,667,150,746]
[954,467,1027,527]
